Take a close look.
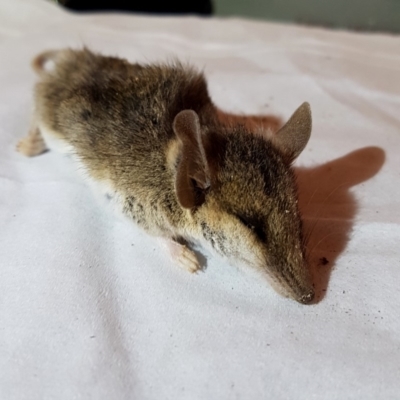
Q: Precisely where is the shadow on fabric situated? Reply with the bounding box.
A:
[296,146,386,301]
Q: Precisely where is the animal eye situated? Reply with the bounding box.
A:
[237,215,252,229]
[237,215,266,242]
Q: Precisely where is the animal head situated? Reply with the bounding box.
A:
[172,103,314,304]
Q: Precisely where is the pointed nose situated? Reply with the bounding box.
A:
[298,289,315,304]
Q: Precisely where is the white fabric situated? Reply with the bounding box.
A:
[1,0,400,398]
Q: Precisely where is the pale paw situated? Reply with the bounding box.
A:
[176,246,201,274]
[160,238,202,274]
[16,130,47,157]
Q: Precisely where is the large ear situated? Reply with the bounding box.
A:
[173,110,212,209]
[273,102,312,163]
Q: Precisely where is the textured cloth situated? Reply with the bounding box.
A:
[1,1,400,399]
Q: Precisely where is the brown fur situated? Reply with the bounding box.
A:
[17,48,314,304]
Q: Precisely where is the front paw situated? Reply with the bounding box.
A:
[161,238,202,274]
[176,245,201,274]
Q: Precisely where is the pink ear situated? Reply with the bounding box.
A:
[173,110,212,208]
[273,102,312,163]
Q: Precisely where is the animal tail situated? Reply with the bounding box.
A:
[31,50,62,76]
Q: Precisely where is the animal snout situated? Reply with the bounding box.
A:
[298,289,315,304]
